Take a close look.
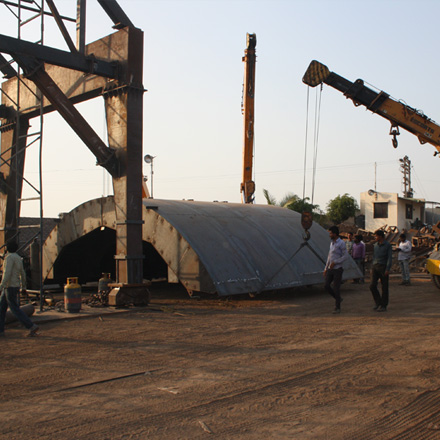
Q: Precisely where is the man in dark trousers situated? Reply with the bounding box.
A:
[370,230,393,312]
[324,226,348,314]
[0,240,39,336]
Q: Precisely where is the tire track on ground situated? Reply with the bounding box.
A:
[343,388,440,440]
[42,348,390,439]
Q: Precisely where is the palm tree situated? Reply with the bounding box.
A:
[262,189,326,225]
[263,189,299,207]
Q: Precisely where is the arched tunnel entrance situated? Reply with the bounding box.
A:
[50,227,168,286]
[53,228,115,284]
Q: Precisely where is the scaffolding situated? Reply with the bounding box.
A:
[0,0,77,310]
[0,1,148,308]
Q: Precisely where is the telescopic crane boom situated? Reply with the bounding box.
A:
[303,60,440,154]
[241,33,257,203]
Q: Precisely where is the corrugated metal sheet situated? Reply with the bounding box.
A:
[143,199,361,296]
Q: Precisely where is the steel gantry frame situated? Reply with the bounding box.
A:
[0,0,45,309]
[0,0,147,304]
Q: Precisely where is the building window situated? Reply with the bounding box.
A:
[405,204,413,220]
[374,202,388,218]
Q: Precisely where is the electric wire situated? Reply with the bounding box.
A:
[411,165,428,200]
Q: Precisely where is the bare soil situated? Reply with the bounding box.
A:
[2,275,440,440]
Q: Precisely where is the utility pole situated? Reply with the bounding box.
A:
[399,156,414,198]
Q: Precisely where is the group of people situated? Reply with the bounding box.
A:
[324,226,412,314]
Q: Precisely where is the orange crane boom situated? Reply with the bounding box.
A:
[303,60,440,153]
[241,33,257,203]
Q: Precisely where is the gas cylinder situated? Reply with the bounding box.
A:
[64,277,82,313]
[98,273,112,294]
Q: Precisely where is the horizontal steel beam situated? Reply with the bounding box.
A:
[0,34,117,78]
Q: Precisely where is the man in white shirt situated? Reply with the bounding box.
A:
[397,233,412,286]
[324,226,348,314]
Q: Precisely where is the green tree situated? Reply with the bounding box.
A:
[286,196,319,215]
[326,193,359,224]
[262,189,325,224]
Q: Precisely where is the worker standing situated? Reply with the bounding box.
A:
[345,232,354,256]
[397,233,412,286]
[370,230,393,312]
[351,234,366,284]
[0,240,39,337]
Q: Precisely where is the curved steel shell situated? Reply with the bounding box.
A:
[42,197,361,296]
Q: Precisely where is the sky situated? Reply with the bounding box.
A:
[2,0,440,218]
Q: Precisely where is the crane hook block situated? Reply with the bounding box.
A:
[303,60,330,88]
[390,124,400,149]
[301,212,313,239]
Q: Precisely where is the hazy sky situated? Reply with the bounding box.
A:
[2,0,440,218]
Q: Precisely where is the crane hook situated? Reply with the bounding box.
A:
[390,124,400,148]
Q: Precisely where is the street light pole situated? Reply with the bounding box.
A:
[144,154,155,198]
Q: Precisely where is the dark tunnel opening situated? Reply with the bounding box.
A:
[50,227,168,286]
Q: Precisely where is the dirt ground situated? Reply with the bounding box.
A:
[2,275,440,440]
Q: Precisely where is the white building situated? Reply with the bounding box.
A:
[360,191,426,232]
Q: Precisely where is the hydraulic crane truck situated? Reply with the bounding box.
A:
[302,60,440,287]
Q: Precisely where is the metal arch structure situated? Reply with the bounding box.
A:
[0,1,145,293]
[41,197,362,296]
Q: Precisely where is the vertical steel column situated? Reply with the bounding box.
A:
[104,27,144,284]
[76,0,86,54]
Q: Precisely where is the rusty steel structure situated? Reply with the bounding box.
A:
[0,0,147,303]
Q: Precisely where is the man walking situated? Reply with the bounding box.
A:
[324,226,348,314]
[0,240,39,336]
[370,230,393,312]
[397,233,412,285]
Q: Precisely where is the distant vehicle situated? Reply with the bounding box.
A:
[427,244,440,289]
